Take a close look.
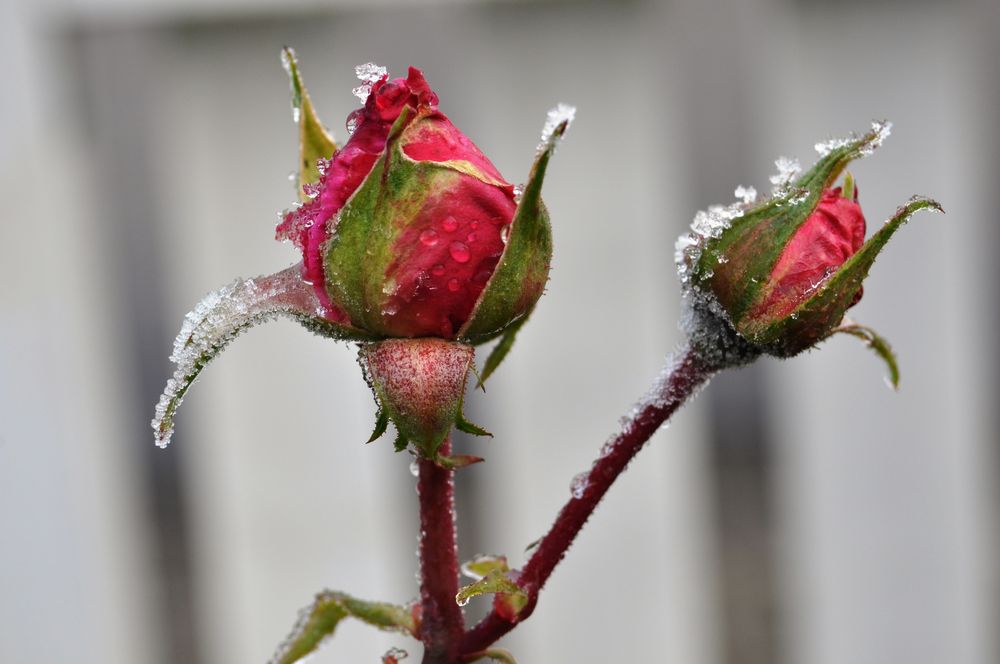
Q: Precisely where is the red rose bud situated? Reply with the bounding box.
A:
[278,62,570,348]
[152,51,571,449]
[676,122,942,380]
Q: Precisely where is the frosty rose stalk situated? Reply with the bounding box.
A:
[151,50,939,664]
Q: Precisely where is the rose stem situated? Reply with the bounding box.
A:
[459,345,715,655]
[418,435,465,663]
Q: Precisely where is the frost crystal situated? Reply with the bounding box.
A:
[769,156,801,193]
[734,185,757,205]
[152,264,342,449]
[538,103,576,153]
[352,62,388,102]
[860,119,892,156]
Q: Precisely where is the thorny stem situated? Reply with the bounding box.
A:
[459,345,715,655]
[418,436,464,663]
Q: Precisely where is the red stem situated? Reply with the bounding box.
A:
[418,436,464,663]
[459,346,714,655]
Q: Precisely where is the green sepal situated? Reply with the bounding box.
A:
[434,453,484,470]
[463,648,519,664]
[281,47,337,199]
[456,412,492,438]
[459,122,561,345]
[271,590,416,664]
[153,264,373,449]
[700,122,893,324]
[477,307,532,387]
[367,410,390,444]
[834,321,900,389]
[393,431,409,453]
[757,196,943,356]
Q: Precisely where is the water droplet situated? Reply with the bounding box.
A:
[315,157,331,175]
[449,242,470,263]
[382,301,399,316]
[383,646,409,663]
[441,216,458,232]
[420,228,439,247]
[500,225,511,245]
[570,472,589,499]
[302,183,321,199]
[447,278,461,292]
[409,460,419,477]
[456,595,470,607]
[466,232,478,243]
[470,220,479,230]
[431,264,446,276]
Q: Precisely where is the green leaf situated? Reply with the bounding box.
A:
[835,322,900,389]
[152,264,372,449]
[272,590,416,664]
[456,570,526,609]
[456,412,492,437]
[393,431,409,453]
[367,410,390,443]
[434,453,484,470]
[281,47,337,200]
[464,648,519,664]
[477,308,532,387]
[461,554,510,580]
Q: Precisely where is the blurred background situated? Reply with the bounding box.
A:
[1,0,997,662]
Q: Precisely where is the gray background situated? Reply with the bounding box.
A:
[1,0,996,662]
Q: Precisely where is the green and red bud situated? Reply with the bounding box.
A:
[677,121,942,378]
[279,61,567,346]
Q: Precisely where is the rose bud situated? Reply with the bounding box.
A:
[676,121,942,383]
[151,49,572,454]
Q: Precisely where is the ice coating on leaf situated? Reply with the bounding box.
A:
[152,264,363,449]
[352,62,388,101]
[270,590,416,664]
[538,103,576,153]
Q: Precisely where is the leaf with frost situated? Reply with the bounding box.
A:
[281,47,337,199]
[464,649,519,664]
[271,590,416,664]
[834,322,900,389]
[151,263,371,448]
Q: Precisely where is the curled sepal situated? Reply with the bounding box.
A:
[456,555,529,619]
[463,648,518,664]
[759,196,943,356]
[834,321,900,389]
[270,590,417,664]
[476,307,532,388]
[359,338,476,458]
[152,263,371,448]
[459,105,575,345]
[281,46,337,198]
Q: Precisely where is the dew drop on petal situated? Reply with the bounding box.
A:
[419,228,439,247]
[441,216,458,232]
[449,242,470,263]
[466,232,478,243]
[431,263,445,276]
[447,278,461,292]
